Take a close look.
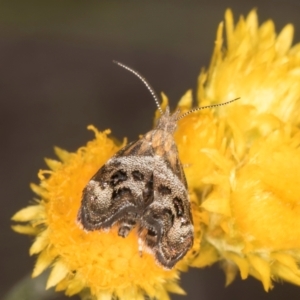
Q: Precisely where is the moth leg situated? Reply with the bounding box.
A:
[118,218,137,238]
[138,237,143,257]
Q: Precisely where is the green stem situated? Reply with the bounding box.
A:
[3,271,61,300]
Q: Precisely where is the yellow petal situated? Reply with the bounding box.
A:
[11,225,39,235]
[248,254,271,291]
[201,148,231,173]
[177,89,193,110]
[55,276,68,292]
[54,146,72,162]
[272,261,300,286]
[225,9,234,52]
[202,193,231,216]
[95,291,114,300]
[46,261,69,289]
[191,243,219,268]
[29,229,49,255]
[258,20,275,47]
[32,248,56,277]
[276,24,294,55]
[271,252,299,274]
[115,287,146,300]
[165,282,186,295]
[30,183,48,198]
[65,277,85,296]
[154,287,170,300]
[44,158,61,171]
[11,205,44,222]
[222,260,238,286]
[245,9,258,37]
[224,252,249,279]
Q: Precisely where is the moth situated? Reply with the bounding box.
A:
[77,61,238,269]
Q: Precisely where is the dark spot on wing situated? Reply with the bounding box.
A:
[132,170,144,181]
[158,185,172,195]
[143,174,154,204]
[110,170,127,187]
[173,197,184,217]
[163,208,174,225]
[112,187,131,201]
[147,228,157,236]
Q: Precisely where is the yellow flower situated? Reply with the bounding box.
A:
[12,127,193,300]
[12,8,300,299]
[177,9,300,291]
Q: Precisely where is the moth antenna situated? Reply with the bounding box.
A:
[177,97,240,121]
[113,60,163,115]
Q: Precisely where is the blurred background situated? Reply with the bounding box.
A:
[1,0,300,299]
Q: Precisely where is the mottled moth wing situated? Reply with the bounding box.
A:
[139,156,194,269]
[77,139,155,236]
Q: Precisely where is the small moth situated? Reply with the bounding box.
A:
[77,61,238,269]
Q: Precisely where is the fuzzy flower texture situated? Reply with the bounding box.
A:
[12,9,300,300]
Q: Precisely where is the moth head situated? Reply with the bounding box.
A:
[113,60,239,134]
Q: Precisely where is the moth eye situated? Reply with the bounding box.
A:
[132,170,144,181]
[173,197,184,217]
[110,170,128,187]
[112,187,132,201]
[158,185,172,195]
[143,174,154,204]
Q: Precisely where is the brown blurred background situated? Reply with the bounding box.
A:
[1,0,300,299]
